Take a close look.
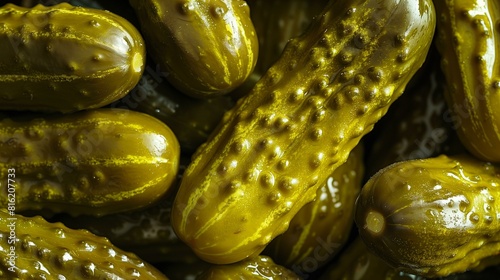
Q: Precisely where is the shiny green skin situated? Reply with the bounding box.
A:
[0,108,180,217]
[172,0,436,265]
[366,56,465,177]
[355,154,500,277]
[111,63,234,153]
[264,143,364,274]
[129,0,258,98]
[196,255,300,280]
[248,0,329,75]
[0,211,168,279]
[434,0,500,162]
[0,3,146,113]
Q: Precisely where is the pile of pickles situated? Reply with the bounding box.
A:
[1,0,500,279]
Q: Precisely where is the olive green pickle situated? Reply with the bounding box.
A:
[172,0,436,265]
[0,108,180,216]
[0,3,146,113]
[129,0,258,98]
[355,154,500,277]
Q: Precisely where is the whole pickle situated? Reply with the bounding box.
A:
[434,0,500,162]
[0,108,180,216]
[264,143,364,277]
[0,3,145,113]
[355,154,500,277]
[196,255,300,280]
[0,211,168,279]
[172,0,436,264]
[129,0,258,98]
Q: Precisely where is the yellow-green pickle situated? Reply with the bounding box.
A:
[0,108,180,216]
[355,154,500,278]
[0,3,146,113]
[172,0,436,265]
[264,143,364,277]
[434,0,500,162]
[0,210,169,279]
[129,0,259,98]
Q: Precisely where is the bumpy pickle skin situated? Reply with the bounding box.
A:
[172,0,436,265]
[355,154,500,278]
[434,0,500,162]
[197,255,300,280]
[264,143,364,273]
[0,3,146,113]
[0,211,168,279]
[0,108,180,216]
[129,0,258,98]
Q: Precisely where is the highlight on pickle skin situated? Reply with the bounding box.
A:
[355,154,500,278]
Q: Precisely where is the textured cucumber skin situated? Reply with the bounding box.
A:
[129,0,258,98]
[0,211,168,279]
[172,0,436,264]
[355,154,500,277]
[0,3,145,113]
[264,144,364,271]
[0,108,180,216]
[435,0,500,162]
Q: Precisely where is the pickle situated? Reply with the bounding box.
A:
[0,108,180,216]
[196,255,300,280]
[129,0,258,98]
[434,0,500,162]
[172,0,436,264]
[355,154,500,277]
[0,210,168,279]
[0,3,145,113]
[264,143,364,276]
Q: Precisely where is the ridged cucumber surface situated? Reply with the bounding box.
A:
[0,210,168,279]
[435,0,500,162]
[172,0,436,264]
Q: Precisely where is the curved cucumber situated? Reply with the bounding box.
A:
[172,0,436,264]
[435,0,500,162]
